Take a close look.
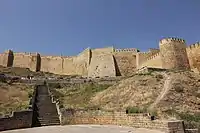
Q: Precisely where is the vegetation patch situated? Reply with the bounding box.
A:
[50,83,111,108]
[0,83,34,116]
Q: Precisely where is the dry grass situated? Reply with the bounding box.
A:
[0,83,33,116]
[91,72,165,110]
[50,83,111,109]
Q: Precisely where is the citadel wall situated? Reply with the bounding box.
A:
[88,54,116,78]
[136,49,160,69]
[1,38,200,77]
[138,53,162,69]
[159,38,190,70]
[186,42,200,72]
[62,48,91,76]
[41,48,91,76]
[40,55,63,74]
[113,49,138,76]
[13,52,40,72]
[91,47,114,55]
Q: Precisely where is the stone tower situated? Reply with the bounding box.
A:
[159,37,190,70]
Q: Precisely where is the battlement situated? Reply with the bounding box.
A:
[114,48,139,53]
[41,55,73,59]
[14,52,39,56]
[147,52,160,61]
[187,42,200,49]
[159,37,185,45]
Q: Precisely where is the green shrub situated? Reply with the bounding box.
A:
[126,106,146,114]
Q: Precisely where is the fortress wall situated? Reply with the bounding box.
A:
[0,53,8,67]
[0,50,14,67]
[138,53,162,69]
[159,38,190,70]
[41,48,91,76]
[114,48,139,53]
[113,52,137,76]
[13,52,39,71]
[40,56,63,74]
[91,47,114,55]
[88,54,116,78]
[70,48,91,76]
[136,50,159,69]
[186,42,200,71]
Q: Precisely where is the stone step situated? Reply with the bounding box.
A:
[38,116,60,119]
[35,103,54,106]
[41,123,60,126]
[38,118,60,122]
[36,97,52,101]
[36,104,56,110]
[36,107,57,111]
[37,113,59,117]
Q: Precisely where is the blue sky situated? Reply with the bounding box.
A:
[0,0,200,56]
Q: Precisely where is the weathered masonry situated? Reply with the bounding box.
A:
[0,37,200,77]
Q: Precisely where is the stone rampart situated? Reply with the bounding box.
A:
[40,48,91,76]
[13,52,40,72]
[138,53,162,69]
[40,55,64,74]
[114,48,138,53]
[186,42,200,71]
[61,109,186,133]
[159,37,190,70]
[113,52,137,76]
[88,54,116,78]
[91,47,114,55]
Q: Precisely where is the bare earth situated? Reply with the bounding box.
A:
[2,125,164,133]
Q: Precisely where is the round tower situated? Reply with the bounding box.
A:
[159,37,190,70]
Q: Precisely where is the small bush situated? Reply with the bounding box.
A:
[174,85,184,93]
[126,106,146,114]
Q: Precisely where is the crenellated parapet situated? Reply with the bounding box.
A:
[187,42,200,49]
[146,52,160,61]
[159,37,190,69]
[114,48,139,53]
[159,37,185,45]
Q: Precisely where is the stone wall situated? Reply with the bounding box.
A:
[88,54,116,78]
[61,109,186,133]
[40,55,63,74]
[136,49,160,69]
[0,110,33,131]
[91,47,114,55]
[0,86,37,131]
[13,52,40,72]
[138,53,162,69]
[159,38,190,70]
[113,52,137,76]
[40,48,90,76]
[186,42,200,72]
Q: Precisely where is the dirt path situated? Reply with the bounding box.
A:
[2,125,164,133]
[149,73,171,110]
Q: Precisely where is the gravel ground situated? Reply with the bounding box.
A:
[2,125,164,133]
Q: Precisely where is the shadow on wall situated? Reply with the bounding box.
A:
[113,57,121,76]
[7,51,14,67]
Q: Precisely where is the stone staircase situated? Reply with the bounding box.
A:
[32,84,60,127]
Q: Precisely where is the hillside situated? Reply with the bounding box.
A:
[90,70,200,128]
[0,82,33,116]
